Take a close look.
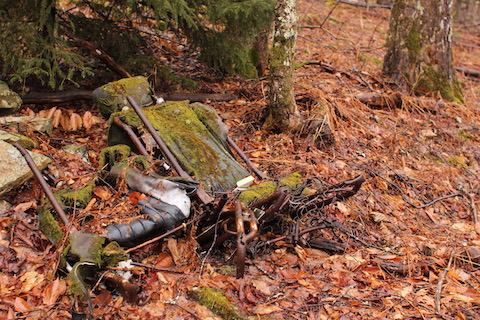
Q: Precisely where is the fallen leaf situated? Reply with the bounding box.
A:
[13,201,37,212]
[26,108,35,117]
[45,107,57,119]
[83,111,93,132]
[60,112,70,130]
[128,192,149,205]
[253,304,282,315]
[53,109,62,128]
[252,279,272,295]
[19,271,45,292]
[475,222,480,235]
[70,113,82,131]
[14,297,33,312]
[43,279,67,305]
[93,186,113,200]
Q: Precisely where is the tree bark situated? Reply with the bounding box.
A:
[264,0,302,132]
[383,0,464,103]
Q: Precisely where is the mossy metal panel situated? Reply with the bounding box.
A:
[111,101,249,193]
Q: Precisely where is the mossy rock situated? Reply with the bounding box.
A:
[0,130,35,149]
[109,101,249,193]
[0,81,22,116]
[93,76,153,118]
[69,231,106,265]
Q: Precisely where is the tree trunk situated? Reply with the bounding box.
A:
[264,0,302,132]
[383,0,464,103]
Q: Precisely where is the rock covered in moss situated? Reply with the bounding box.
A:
[0,81,22,116]
[92,76,153,118]
[0,129,35,149]
[38,209,63,244]
[0,140,51,196]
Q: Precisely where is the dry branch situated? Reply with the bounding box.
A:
[65,32,132,78]
[435,252,454,314]
[336,0,392,9]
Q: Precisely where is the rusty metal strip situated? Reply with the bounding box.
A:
[113,117,149,156]
[14,143,70,226]
[126,96,212,204]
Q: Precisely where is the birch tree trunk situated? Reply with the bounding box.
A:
[383,0,464,103]
[264,0,302,132]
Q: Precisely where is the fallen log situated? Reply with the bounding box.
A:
[22,91,237,105]
[162,92,237,102]
[355,92,403,109]
[455,67,480,79]
[22,90,93,104]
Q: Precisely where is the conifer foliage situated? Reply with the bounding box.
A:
[0,0,275,89]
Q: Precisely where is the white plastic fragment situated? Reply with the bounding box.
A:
[235,175,255,189]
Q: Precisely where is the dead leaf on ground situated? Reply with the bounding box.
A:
[43,279,67,305]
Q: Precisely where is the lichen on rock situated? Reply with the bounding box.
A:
[93,76,153,118]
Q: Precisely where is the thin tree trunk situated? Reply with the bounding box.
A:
[264,0,302,132]
[383,0,463,103]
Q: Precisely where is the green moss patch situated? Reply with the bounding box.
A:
[54,179,96,209]
[238,173,302,204]
[111,101,249,193]
[191,287,245,320]
[38,209,63,244]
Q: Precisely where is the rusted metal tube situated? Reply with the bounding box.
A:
[235,202,258,278]
[14,143,70,226]
[126,96,189,178]
[126,96,212,204]
[213,193,229,217]
[226,136,267,180]
[113,117,149,156]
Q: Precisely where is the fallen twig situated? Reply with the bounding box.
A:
[401,192,461,209]
[235,201,258,278]
[435,251,455,314]
[65,31,132,78]
[455,67,480,79]
[336,0,392,9]
[457,185,478,224]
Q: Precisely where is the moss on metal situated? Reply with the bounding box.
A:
[110,101,249,193]
[238,172,302,204]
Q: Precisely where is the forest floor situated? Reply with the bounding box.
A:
[1,1,480,319]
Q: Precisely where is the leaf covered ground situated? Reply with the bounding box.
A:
[1,1,480,319]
